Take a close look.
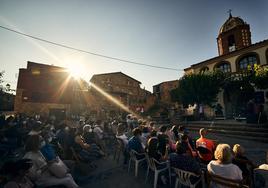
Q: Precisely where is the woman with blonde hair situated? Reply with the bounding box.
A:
[207,144,242,182]
[232,144,255,184]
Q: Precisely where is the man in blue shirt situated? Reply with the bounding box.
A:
[127,128,144,159]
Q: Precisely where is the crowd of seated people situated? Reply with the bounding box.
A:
[114,114,267,187]
[0,113,117,188]
[0,112,267,188]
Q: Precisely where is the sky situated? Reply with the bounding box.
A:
[0,0,267,92]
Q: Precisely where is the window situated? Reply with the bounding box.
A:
[228,35,236,52]
[199,67,209,73]
[215,62,231,73]
[31,92,41,102]
[238,55,258,70]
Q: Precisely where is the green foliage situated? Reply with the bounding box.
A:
[171,71,225,107]
[250,64,268,89]
[0,71,4,93]
[171,64,268,109]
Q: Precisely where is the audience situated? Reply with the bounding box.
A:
[116,123,129,146]
[147,137,168,162]
[181,134,196,157]
[196,128,216,164]
[127,128,145,159]
[0,113,264,188]
[1,159,34,188]
[207,144,242,183]
[74,128,104,162]
[169,141,201,175]
[23,135,78,188]
[232,144,255,184]
[157,125,170,156]
[140,126,150,148]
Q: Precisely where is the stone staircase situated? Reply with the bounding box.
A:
[182,121,268,143]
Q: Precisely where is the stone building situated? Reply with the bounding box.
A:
[184,13,268,118]
[15,61,77,118]
[89,72,155,115]
[153,80,179,104]
[152,80,180,119]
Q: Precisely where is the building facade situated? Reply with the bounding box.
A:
[15,61,77,117]
[89,72,155,115]
[153,80,179,104]
[184,14,268,118]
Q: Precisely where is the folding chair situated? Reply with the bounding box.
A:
[113,138,125,163]
[172,167,203,188]
[128,149,146,177]
[145,154,171,188]
[207,172,249,188]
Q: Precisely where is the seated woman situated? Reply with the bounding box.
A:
[181,134,196,158]
[141,126,150,148]
[116,123,129,164]
[74,128,105,162]
[232,144,255,184]
[157,126,170,156]
[82,125,96,144]
[167,125,179,144]
[116,123,129,147]
[207,144,242,184]
[147,137,168,162]
[23,135,78,188]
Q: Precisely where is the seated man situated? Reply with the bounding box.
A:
[127,128,144,159]
[196,128,215,163]
[169,141,201,175]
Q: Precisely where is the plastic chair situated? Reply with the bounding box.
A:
[145,154,171,188]
[113,138,125,163]
[172,167,203,188]
[207,172,249,188]
[128,149,146,177]
[253,168,268,188]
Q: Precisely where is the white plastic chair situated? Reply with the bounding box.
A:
[113,138,125,163]
[128,149,146,177]
[172,167,203,188]
[145,154,171,188]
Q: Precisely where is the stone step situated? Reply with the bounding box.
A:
[187,127,268,143]
[184,123,268,133]
[185,121,268,128]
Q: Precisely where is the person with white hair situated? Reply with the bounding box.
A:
[207,144,242,187]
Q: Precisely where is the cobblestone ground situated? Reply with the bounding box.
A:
[79,132,267,188]
[79,155,154,188]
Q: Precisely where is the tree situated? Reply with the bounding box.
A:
[250,64,268,89]
[170,71,224,107]
[0,71,4,93]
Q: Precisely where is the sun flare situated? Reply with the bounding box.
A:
[65,60,86,80]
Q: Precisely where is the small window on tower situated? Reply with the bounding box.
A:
[228,35,236,52]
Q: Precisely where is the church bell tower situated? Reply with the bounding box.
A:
[217,11,252,56]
